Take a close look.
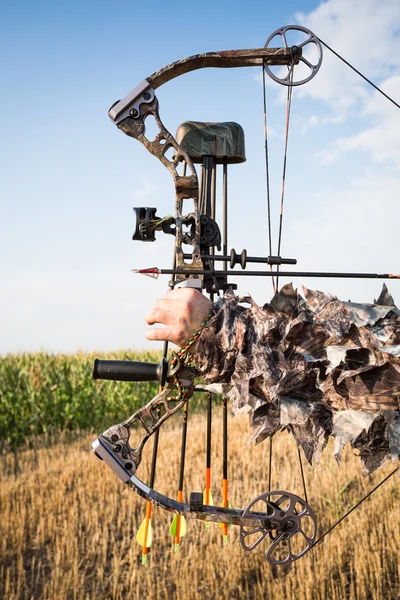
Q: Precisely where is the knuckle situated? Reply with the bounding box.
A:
[144,312,153,325]
[175,326,186,342]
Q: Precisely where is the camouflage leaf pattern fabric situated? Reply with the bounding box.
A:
[195,284,400,475]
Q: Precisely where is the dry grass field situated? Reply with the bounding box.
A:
[1,405,400,600]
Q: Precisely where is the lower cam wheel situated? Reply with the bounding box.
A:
[239,490,317,565]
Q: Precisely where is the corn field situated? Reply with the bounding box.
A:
[0,351,162,448]
[1,352,400,599]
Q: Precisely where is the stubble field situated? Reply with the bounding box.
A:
[1,352,399,599]
[2,413,400,599]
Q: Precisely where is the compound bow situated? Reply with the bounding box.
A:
[92,25,398,566]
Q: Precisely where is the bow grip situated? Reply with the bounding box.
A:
[93,358,168,385]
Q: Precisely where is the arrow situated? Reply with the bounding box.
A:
[219,485,231,545]
[170,403,189,552]
[170,491,187,552]
[136,406,161,564]
[219,398,230,545]
[203,476,214,532]
[203,393,214,531]
[136,501,153,564]
[132,267,400,280]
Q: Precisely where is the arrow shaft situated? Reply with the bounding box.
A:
[175,490,184,544]
[142,501,152,557]
[205,393,212,505]
[222,479,228,537]
[137,268,400,280]
[141,406,161,557]
[222,397,229,538]
[174,404,189,546]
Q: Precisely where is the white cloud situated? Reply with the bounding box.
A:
[300,114,320,134]
[313,74,400,166]
[288,0,400,168]
[287,170,400,266]
[296,0,400,116]
[281,169,400,304]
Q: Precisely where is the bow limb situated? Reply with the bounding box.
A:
[109,47,301,124]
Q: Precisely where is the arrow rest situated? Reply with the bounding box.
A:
[199,214,221,250]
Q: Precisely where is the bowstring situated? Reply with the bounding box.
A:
[276,65,294,290]
[263,60,297,495]
[263,61,276,493]
[262,66,276,294]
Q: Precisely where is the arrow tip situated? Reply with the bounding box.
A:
[131,267,160,279]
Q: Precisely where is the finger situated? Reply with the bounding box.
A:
[165,287,202,301]
[152,297,177,312]
[144,308,175,326]
[145,326,172,342]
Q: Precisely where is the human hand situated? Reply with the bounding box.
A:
[144,288,212,348]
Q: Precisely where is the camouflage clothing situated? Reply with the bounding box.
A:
[195,284,400,475]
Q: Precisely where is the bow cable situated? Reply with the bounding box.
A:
[267,438,273,492]
[297,448,308,503]
[311,466,399,550]
[223,157,228,274]
[319,39,400,111]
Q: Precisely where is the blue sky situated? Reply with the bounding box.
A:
[2,0,400,354]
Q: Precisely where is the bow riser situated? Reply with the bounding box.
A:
[118,96,204,283]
